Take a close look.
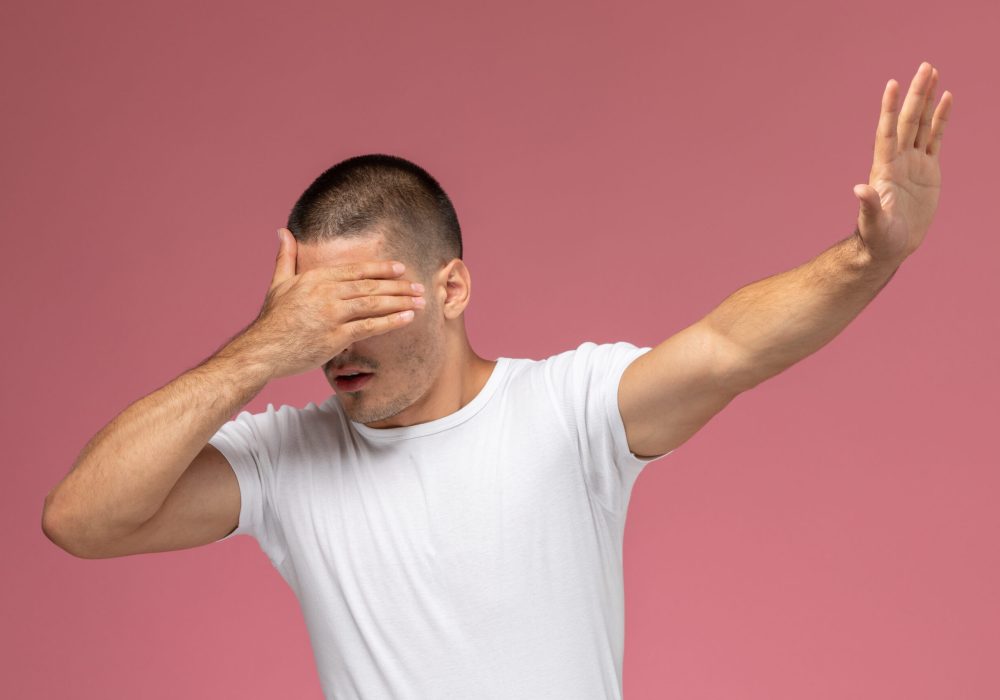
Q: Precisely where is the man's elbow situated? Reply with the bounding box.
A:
[42,496,91,559]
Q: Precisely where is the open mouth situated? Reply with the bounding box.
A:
[334,372,374,392]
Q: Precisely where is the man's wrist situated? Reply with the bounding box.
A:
[208,330,276,393]
[851,225,907,278]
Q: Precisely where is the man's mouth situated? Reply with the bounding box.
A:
[334,372,374,392]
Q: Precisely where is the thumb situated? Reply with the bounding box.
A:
[271,228,297,288]
[853,184,883,221]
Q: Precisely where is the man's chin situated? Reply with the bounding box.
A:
[339,395,416,427]
[336,395,387,425]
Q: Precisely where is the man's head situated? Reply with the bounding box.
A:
[287,154,473,427]
[288,153,462,282]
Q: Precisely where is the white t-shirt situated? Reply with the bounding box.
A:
[209,340,674,699]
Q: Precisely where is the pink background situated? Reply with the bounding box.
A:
[5,0,997,697]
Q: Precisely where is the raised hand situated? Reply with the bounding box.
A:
[227,228,425,380]
[852,61,953,267]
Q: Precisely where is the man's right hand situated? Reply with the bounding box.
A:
[230,228,424,380]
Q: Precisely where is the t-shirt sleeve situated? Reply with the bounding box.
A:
[544,341,675,516]
[207,405,289,570]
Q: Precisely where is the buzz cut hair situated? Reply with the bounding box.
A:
[286,153,463,280]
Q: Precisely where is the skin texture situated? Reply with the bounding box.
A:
[852,61,953,266]
[618,61,954,459]
[294,228,497,428]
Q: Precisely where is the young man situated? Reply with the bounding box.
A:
[42,61,951,699]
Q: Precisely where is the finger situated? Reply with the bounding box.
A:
[340,309,416,343]
[874,78,900,164]
[897,62,934,151]
[339,293,424,322]
[926,90,953,157]
[914,67,939,150]
[271,228,297,290]
[325,260,407,283]
[335,277,425,300]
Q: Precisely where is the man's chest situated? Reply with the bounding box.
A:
[274,414,598,601]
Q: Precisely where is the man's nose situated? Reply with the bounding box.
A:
[326,345,356,368]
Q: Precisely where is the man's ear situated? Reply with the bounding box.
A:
[436,259,471,320]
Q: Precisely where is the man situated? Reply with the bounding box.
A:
[42,61,951,699]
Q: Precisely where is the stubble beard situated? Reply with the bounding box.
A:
[341,331,441,426]
[342,384,421,425]
[341,305,447,425]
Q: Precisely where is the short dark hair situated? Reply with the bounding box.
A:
[286,154,462,279]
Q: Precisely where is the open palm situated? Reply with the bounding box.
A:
[853,62,953,267]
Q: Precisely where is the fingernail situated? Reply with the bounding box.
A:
[413,296,426,308]
[393,262,405,274]
[411,282,425,292]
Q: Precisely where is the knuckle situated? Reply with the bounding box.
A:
[347,278,369,295]
[349,320,366,339]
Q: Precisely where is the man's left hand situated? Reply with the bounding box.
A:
[853,61,953,267]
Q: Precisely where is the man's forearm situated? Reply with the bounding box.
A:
[705,229,901,393]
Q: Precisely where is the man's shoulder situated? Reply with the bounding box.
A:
[220,398,337,442]
[512,340,650,371]
[498,342,648,400]
[231,398,330,421]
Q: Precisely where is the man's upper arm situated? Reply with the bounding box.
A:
[618,320,743,458]
[60,443,241,559]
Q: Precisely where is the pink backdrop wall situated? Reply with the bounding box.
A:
[5,0,996,697]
